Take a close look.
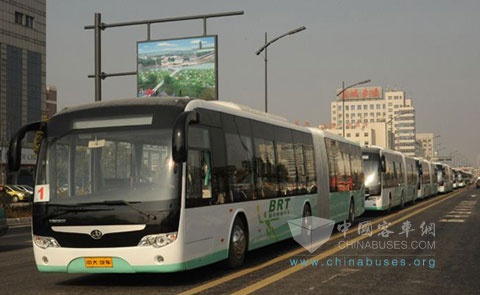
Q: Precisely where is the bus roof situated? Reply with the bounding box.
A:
[56,97,193,117]
[361,145,402,156]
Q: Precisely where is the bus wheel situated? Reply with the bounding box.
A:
[348,200,355,224]
[302,203,312,237]
[386,195,392,214]
[226,217,247,269]
[303,203,312,219]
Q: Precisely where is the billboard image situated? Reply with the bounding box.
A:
[137,35,218,100]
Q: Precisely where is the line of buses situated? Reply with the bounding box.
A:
[6,98,474,273]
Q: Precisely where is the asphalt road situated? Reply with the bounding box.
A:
[0,187,478,295]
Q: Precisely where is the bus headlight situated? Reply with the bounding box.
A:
[33,235,60,249]
[138,232,177,248]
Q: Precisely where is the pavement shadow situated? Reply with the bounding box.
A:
[58,239,299,288]
[0,244,31,252]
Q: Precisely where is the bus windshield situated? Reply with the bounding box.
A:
[36,128,179,205]
[362,152,381,195]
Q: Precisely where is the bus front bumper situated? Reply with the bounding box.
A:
[33,242,187,273]
[365,196,389,211]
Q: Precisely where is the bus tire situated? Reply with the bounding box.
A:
[386,194,392,214]
[347,200,355,224]
[302,203,312,238]
[303,203,312,219]
[226,217,248,269]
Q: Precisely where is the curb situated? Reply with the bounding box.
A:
[7,217,32,226]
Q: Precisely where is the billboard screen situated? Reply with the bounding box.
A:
[137,35,218,100]
[336,86,382,100]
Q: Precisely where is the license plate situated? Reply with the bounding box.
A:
[84,257,113,268]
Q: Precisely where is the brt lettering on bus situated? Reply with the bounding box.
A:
[269,198,291,218]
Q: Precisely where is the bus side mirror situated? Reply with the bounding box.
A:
[172,111,199,163]
[380,155,386,173]
[8,121,46,172]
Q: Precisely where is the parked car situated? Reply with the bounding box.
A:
[12,185,33,198]
[18,185,33,195]
[0,207,7,237]
[476,177,480,189]
[3,185,30,203]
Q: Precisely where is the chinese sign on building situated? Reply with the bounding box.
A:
[337,86,383,100]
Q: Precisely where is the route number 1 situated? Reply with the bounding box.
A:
[34,184,49,202]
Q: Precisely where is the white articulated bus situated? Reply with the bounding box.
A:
[402,155,419,204]
[435,163,453,193]
[452,169,459,189]
[457,171,466,188]
[430,162,439,196]
[361,146,406,211]
[8,98,365,273]
[418,159,434,198]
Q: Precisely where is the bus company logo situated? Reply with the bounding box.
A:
[268,198,291,218]
[257,198,292,241]
[90,230,103,240]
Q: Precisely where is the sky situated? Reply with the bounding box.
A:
[46,0,480,166]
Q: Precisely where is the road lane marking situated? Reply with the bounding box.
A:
[445,215,470,218]
[231,190,464,295]
[179,189,465,295]
[439,219,465,223]
[3,233,32,238]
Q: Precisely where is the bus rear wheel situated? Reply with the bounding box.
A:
[226,217,247,269]
[385,195,392,214]
[348,200,355,224]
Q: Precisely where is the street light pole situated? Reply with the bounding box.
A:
[342,81,345,137]
[336,79,371,137]
[264,32,268,113]
[256,26,306,113]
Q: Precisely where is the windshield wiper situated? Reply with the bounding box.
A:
[95,200,157,221]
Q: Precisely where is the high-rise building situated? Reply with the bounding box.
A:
[384,91,416,156]
[322,122,394,149]
[416,133,436,160]
[331,87,417,156]
[46,85,57,117]
[0,0,46,184]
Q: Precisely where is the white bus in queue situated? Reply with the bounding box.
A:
[430,162,439,196]
[362,146,407,211]
[452,169,459,189]
[435,163,453,193]
[402,155,419,204]
[7,97,365,273]
[417,158,434,198]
